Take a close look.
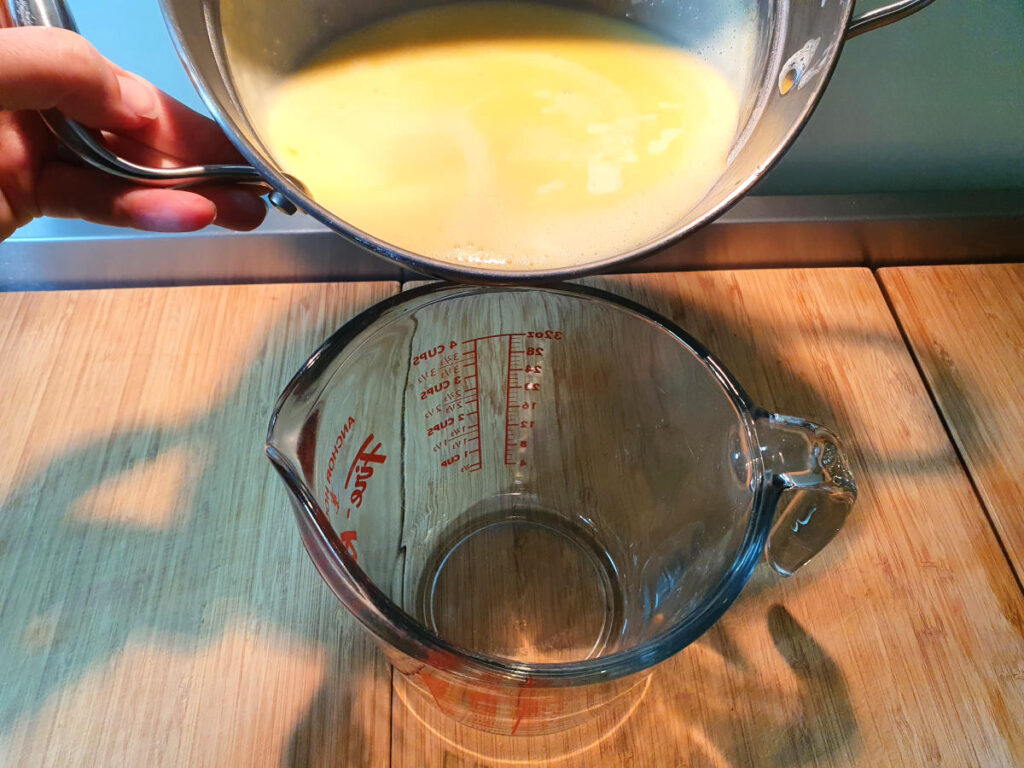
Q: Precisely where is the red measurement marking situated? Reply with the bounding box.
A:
[322,417,358,519]
[324,416,356,487]
[426,332,558,474]
[445,425,478,445]
[412,341,456,367]
[444,389,479,406]
[451,423,479,436]
[339,530,358,561]
[463,332,525,343]
[511,677,538,736]
[344,434,387,511]
[505,334,526,465]
[460,340,482,472]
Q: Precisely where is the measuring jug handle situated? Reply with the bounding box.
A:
[755,413,857,576]
[5,0,298,214]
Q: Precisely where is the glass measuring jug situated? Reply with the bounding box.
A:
[266,283,856,734]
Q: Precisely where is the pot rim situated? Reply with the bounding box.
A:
[159,0,857,283]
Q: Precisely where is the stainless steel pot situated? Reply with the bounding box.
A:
[10,0,935,281]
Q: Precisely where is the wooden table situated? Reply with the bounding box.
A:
[880,264,1024,585]
[1,270,1022,767]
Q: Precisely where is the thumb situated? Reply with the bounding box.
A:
[0,27,158,130]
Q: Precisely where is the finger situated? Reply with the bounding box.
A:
[35,162,266,233]
[36,163,215,231]
[99,132,269,229]
[107,63,247,165]
[0,110,53,227]
[0,28,158,130]
[194,186,268,231]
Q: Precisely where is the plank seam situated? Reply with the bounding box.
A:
[874,268,1024,596]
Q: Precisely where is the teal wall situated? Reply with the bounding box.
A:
[757,0,1024,194]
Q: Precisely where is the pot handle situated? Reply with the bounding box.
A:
[846,0,937,39]
[756,413,857,576]
[7,0,298,213]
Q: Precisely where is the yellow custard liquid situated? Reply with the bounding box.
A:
[263,3,739,270]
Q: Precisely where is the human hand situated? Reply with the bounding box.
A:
[0,26,267,242]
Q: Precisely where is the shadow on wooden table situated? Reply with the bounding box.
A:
[0,411,388,767]
[1,272,952,766]
[601,275,958,481]
[388,605,857,767]
[0,286,390,766]
[574,274,962,615]
[678,606,857,767]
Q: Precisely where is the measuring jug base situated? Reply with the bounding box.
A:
[416,502,625,664]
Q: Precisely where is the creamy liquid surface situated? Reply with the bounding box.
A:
[263,3,740,270]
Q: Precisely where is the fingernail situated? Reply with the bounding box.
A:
[117,73,159,121]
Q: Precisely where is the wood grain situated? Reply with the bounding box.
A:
[880,263,1024,584]
[0,282,398,767]
[3,273,1023,768]
[391,269,1024,767]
